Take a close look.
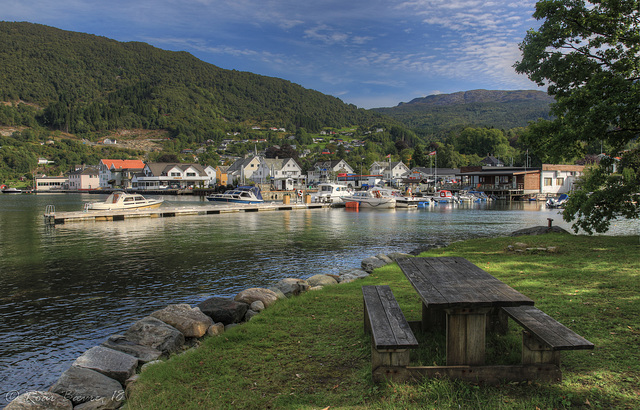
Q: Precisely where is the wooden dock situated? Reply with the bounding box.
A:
[43,202,331,224]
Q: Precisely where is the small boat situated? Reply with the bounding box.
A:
[86,191,163,210]
[434,190,458,203]
[206,186,264,204]
[1,187,23,194]
[340,187,396,209]
[546,193,569,208]
[311,182,353,203]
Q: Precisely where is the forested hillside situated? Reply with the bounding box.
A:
[373,90,555,138]
[0,22,382,141]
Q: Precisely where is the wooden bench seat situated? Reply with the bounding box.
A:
[362,285,418,380]
[502,305,594,367]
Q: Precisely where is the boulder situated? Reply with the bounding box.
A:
[207,323,225,336]
[245,310,260,321]
[197,297,249,325]
[5,391,72,410]
[123,316,185,355]
[267,287,287,300]
[101,334,162,363]
[387,252,412,261]
[376,253,394,264]
[74,396,123,410]
[234,288,278,307]
[271,278,309,298]
[73,346,138,385]
[361,256,388,273]
[250,300,265,312]
[49,367,124,407]
[510,226,570,236]
[150,304,214,338]
[306,274,338,287]
[338,268,369,283]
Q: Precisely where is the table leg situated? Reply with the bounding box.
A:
[422,302,446,332]
[445,308,491,365]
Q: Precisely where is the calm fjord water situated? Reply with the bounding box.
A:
[0,193,636,401]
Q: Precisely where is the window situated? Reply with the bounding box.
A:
[544,178,553,186]
[187,172,196,177]
[556,177,564,186]
[170,172,180,177]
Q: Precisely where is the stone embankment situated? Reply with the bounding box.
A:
[5,249,427,410]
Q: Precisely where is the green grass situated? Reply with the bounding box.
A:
[125,234,640,409]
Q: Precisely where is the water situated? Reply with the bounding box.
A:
[0,193,637,403]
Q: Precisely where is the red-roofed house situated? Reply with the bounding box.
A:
[98,159,145,188]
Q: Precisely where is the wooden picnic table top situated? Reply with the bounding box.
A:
[397,257,534,309]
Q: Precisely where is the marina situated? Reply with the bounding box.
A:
[0,193,637,402]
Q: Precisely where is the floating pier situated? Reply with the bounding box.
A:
[43,202,331,225]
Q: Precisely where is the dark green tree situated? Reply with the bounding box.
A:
[515,0,640,233]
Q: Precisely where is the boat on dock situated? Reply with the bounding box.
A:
[206,186,264,204]
[1,187,23,194]
[311,182,353,203]
[85,191,163,211]
[340,187,396,209]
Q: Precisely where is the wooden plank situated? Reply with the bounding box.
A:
[362,286,418,350]
[503,306,594,350]
[372,364,562,384]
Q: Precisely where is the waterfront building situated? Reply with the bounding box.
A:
[369,161,410,181]
[226,156,262,185]
[34,175,68,191]
[98,159,145,189]
[254,157,305,190]
[68,167,99,191]
[308,160,354,184]
[132,163,216,189]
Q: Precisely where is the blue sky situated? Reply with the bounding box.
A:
[4,0,544,109]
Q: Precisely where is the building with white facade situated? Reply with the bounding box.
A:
[98,159,146,189]
[226,156,262,185]
[539,164,585,195]
[307,160,354,184]
[369,161,410,180]
[253,157,305,190]
[133,163,215,189]
[68,167,99,191]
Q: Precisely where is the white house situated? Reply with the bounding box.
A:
[226,156,262,185]
[34,175,68,191]
[98,159,146,188]
[539,164,585,195]
[68,167,99,191]
[133,163,216,189]
[253,157,305,190]
[369,161,410,180]
[308,160,354,184]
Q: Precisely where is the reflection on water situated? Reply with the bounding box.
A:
[0,193,637,401]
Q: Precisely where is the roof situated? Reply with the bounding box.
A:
[145,163,208,176]
[457,169,540,176]
[100,159,145,170]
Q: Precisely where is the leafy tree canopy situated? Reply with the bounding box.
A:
[516,0,640,233]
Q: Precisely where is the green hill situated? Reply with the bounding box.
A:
[0,22,382,140]
[372,90,555,137]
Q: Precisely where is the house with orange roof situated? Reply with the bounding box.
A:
[98,159,145,188]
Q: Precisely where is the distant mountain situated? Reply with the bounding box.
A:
[0,22,382,141]
[372,90,555,136]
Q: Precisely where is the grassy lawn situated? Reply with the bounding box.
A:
[125,234,639,409]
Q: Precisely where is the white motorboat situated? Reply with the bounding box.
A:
[86,191,163,211]
[546,193,569,208]
[341,187,396,209]
[1,187,22,194]
[206,186,264,204]
[311,183,353,203]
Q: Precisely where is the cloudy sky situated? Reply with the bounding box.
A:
[4,0,544,108]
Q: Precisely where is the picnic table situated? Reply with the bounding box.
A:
[363,256,594,384]
[396,256,534,366]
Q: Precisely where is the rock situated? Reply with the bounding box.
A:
[361,256,388,273]
[387,252,412,261]
[250,300,265,312]
[224,323,238,331]
[150,304,214,338]
[73,346,138,385]
[197,297,249,325]
[271,278,309,298]
[140,360,162,373]
[376,253,394,264]
[207,323,225,336]
[101,334,162,363]
[306,274,338,287]
[234,288,278,307]
[123,316,185,355]
[267,287,287,300]
[49,367,124,407]
[409,241,449,255]
[245,309,260,321]
[4,391,72,410]
[338,268,369,283]
[510,226,570,236]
